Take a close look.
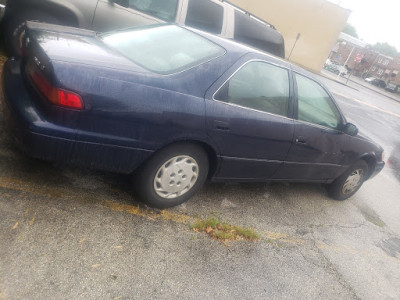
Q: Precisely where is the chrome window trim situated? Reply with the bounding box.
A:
[211,98,294,121]
[293,118,343,133]
[212,59,291,119]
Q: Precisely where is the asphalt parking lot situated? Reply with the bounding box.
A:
[1,55,400,299]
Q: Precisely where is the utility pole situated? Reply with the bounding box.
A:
[288,33,301,60]
[337,45,355,81]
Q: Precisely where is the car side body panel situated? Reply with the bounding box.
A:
[2,23,384,183]
[204,53,295,180]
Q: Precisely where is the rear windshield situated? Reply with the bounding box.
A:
[101,25,225,75]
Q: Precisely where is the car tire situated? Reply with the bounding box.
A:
[326,160,368,201]
[134,143,209,209]
[3,11,59,57]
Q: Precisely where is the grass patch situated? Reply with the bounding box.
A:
[191,217,260,242]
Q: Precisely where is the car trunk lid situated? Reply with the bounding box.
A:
[23,21,150,73]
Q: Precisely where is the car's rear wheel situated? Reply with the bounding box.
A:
[3,11,59,57]
[326,160,368,200]
[134,143,209,209]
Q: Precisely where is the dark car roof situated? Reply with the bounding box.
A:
[27,22,288,72]
[25,22,299,98]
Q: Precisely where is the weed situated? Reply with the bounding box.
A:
[191,217,260,242]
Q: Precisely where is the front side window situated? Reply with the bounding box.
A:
[185,0,224,34]
[214,61,290,117]
[128,0,178,22]
[295,74,342,129]
[102,25,225,74]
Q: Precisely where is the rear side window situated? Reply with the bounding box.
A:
[128,0,178,22]
[214,61,290,117]
[185,0,223,34]
[102,25,225,75]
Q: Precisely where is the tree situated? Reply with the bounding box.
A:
[342,23,358,38]
[372,42,398,57]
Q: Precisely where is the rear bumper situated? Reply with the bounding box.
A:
[2,58,153,174]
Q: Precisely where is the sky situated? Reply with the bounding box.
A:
[328,0,400,50]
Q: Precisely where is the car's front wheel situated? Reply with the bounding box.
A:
[134,143,209,209]
[326,160,369,200]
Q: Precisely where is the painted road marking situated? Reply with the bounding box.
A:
[0,175,298,244]
[334,92,400,118]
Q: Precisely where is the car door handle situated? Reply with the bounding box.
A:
[214,120,230,131]
[295,136,307,144]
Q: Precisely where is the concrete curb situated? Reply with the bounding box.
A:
[319,70,400,103]
[348,78,400,103]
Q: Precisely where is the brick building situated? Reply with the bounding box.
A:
[329,33,400,86]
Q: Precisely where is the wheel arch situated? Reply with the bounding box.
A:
[133,139,220,179]
[360,154,377,180]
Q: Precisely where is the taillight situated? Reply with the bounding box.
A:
[28,64,83,110]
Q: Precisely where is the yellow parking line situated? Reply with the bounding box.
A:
[2,175,399,261]
[334,92,400,118]
[0,176,193,224]
[0,175,293,244]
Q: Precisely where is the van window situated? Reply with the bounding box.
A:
[185,0,223,34]
[234,11,285,57]
[128,0,178,22]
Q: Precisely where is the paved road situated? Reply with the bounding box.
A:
[0,68,399,299]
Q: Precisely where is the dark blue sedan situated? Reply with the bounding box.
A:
[2,22,384,208]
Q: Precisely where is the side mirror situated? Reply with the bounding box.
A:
[343,123,358,136]
[111,0,129,8]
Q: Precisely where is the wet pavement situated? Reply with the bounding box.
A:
[321,69,400,103]
[0,62,400,299]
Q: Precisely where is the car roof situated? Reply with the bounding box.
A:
[191,25,331,89]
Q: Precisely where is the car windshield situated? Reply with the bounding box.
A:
[101,25,225,75]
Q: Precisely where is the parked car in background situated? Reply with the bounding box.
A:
[119,0,285,57]
[384,82,398,93]
[0,0,285,57]
[2,22,384,208]
[365,77,386,88]
[324,59,348,76]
